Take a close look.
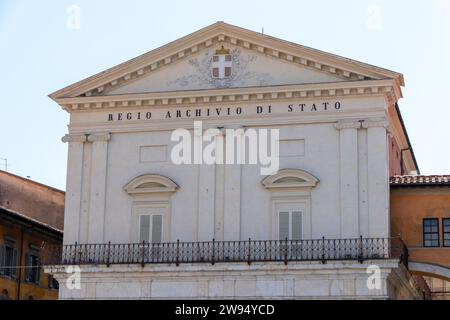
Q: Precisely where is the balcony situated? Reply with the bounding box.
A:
[42,237,409,268]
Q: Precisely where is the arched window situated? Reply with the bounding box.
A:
[124,174,179,244]
[262,169,319,240]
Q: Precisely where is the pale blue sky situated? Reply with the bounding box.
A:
[0,0,449,190]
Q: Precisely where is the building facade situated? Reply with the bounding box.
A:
[390,175,450,299]
[47,22,422,299]
[0,170,64,300]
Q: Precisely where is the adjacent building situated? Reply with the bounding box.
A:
[0,170,64,300]
[47,22,425,299]
[390,175,450,299]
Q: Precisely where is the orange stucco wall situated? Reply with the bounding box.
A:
[390,187,450,271]
[0,221,60,300]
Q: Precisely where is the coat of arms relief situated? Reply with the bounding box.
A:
[167,46,274,89]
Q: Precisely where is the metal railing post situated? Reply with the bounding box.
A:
[321,236,326,264]
[211,238,215,265]
[141,240,145,267]
[247,238,252,265]
[176,239,180,266]
[358,235,363,263]
[284,237,288,265]
[73,242,78,265]
[106,241,111,267]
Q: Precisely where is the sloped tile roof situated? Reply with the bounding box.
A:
[390,175,450,186]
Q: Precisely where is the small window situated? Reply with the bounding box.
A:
[212,67,219,78]
[224,67,231,77]
[25,253,41,284]
[212,55,219,62]
[224,54,232,62]
[0,239,18,278]
[423,218,439,247]
[443,219,450,247]
[279,211,302,240]
[139,214,163,243]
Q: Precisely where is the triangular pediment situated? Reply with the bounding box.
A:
[49,21,404,102]
[101,44,347,95]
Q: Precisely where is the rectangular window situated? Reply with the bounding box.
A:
[0,239,18,278]
[224,67,231,77]
[279,211,302,240]
[423,218,439,247]
[212,55,219,62]
[139,214,163,243]
[212,67,219,78]
[25,253,40,284]
[443,218,450,247]
[225,54,232,61]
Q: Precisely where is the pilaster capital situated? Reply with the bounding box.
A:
[361,119,390,129]
[87,133,111,142]
[334,121,362,130]
[61,134,87,143]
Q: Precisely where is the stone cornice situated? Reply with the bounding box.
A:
[49,22,404,101]
[61,134,87,143]
[62,133,111,142]
[58,79,399,112]
[85,35,367,98]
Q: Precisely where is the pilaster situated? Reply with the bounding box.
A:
[86,133,110,243]
[61,134,87,244]
[363,120,390,238]
[335,121,361,238]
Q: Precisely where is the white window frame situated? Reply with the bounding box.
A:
[138,212,164,243]
[132,203,170,243]
[277,209,303,240]
[272,198,311,240]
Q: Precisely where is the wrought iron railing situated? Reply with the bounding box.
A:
[42,236,409,268]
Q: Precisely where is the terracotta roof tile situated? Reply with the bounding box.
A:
[390,175,450,186]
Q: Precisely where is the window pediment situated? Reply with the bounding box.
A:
[124,174,179,195]
[261,169,319,189]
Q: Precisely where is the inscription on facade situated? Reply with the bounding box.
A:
[107,101,342,122]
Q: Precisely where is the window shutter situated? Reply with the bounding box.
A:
[279,212,290,240]
[151,215,163,243]
[0,245,4,275]
[11,248,18,278]
[24,254,30,282]
[35,256,41,284]
[292,211,302,240]
[139,215,150,242]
